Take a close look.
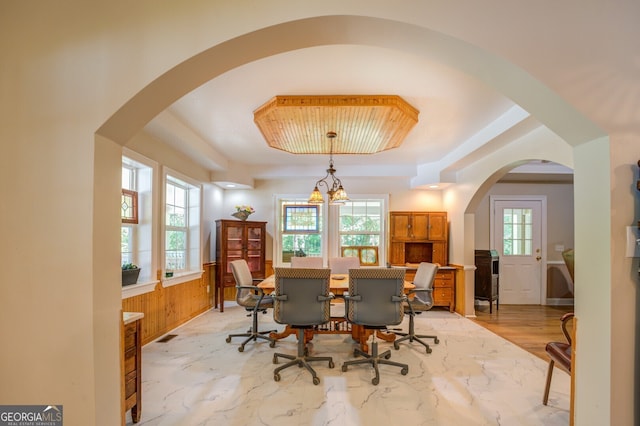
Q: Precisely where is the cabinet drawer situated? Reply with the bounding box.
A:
[433,288,452,303]
[124,324,137,350]
[125,370,137,399]
[124,350,137,374]
[434,278,453,288]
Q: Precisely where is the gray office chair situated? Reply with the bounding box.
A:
[341,268,409,385]
[290,256,323,268]
[272,267,335,385]
[225,259,276,352]
[328,256,360,274]
[392,262,440,353]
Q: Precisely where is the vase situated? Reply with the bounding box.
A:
[232,211,251,221]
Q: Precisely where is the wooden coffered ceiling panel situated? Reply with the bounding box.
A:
[253,95,419,154]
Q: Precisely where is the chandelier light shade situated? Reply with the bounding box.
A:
[308,132,349,205]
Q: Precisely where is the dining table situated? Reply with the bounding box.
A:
[257,273,415,352]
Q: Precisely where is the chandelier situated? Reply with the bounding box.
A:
[308,132,349,205]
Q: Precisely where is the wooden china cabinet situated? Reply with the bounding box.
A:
[215,219,266,312]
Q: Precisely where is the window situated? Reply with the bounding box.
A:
[121,164,137,266]
[275,195,387,266]
[164,171,201,276]
[502,208,533,255]
[121,189,138,224]
[278,200,324,263]
[338,199,383,266]
[283,205,319,232]
[121,152,155,286]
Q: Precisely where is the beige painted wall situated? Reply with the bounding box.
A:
[474,182,575,262]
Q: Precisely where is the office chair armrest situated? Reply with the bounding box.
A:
[405,289,432,314]
[343,294,361,302]
[406,288,433,296]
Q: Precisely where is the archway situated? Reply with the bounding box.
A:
[94,14,609,424]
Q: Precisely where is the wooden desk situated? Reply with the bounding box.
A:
[257,274,414,352]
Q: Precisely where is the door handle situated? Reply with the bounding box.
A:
[536,256,541,261]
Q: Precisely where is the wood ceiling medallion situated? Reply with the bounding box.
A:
[253,95,419,154]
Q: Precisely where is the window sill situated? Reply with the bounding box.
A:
[122,280,159,299]
[161,270,203,288]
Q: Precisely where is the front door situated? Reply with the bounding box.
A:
[491,197,545,304]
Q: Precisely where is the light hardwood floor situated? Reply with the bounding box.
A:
[471,304,574,361]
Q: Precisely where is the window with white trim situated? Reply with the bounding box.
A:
[164,171,201,275]
[338,199,384,266]
[121,164,136,266]
[278,199,324,264]
[121,153,154,284]
[275,196,387,266]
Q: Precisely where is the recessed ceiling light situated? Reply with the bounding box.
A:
[429,184,439,189]
[226,184,236,188]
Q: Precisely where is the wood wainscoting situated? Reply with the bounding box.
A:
[122,263,215,345]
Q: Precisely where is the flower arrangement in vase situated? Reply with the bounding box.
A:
[232,204,255,221]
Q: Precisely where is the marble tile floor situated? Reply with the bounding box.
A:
[126,304,570,426]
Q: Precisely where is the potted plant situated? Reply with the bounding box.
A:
[122,263,141,286]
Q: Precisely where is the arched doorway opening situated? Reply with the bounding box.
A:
[93,14,607,424]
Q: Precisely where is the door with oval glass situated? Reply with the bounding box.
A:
[490,197,545,304]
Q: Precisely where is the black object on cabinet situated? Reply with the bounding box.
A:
[474,250,499,313]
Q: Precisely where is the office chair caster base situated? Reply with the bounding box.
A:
[225,336,231,343]
[372,377,379,385]
[434,337,440,344]
[238,346,245,352]
[274,373,281,382]
[312,377,320,385]
[341,365,348,372]
[401,367,408,375]
[329,360,335,368]
[269,341,276,348]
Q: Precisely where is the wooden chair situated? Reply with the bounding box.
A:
[543,312,574,405]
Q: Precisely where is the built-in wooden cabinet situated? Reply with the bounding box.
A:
[390,211,447,241]
[215,219,266,312]
[389,211,448,266]
[389,211,453,311]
